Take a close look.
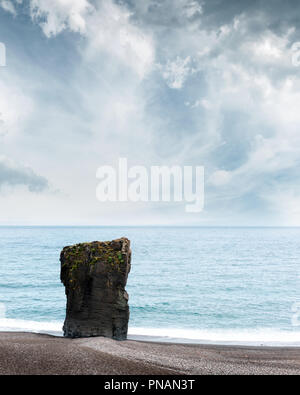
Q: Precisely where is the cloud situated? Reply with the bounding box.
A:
[1,0,300,224]
[128,0,300,224]
[85,0,155,79]
[122,0,203,28]
[0,78,34,138]
[27,0,155,78]
[159,56,192,89]
[0,0,16,15]
[0,156,49,192]
[29,0,93,36]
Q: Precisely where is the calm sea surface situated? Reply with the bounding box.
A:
[0,226,300,345]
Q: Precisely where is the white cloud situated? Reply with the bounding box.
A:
[0,79,34,138]
[242,28,295,66]
[28,0,155,79]
[184,0,203,18]
[160,56,192,89]
[29,0,93,36]
[186,99,212,109]
[85,0,155,79]
[0,0,16,15]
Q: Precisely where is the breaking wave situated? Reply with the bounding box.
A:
[1,318,300,347]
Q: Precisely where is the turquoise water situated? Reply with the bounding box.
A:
[0,226,300,345]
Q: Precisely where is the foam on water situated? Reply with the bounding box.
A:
[128,327,300,347]
[0,318,300,346]
[0,318,63,336]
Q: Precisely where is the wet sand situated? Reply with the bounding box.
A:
[0,332,300,375]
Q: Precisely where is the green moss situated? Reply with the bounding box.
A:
[63,241,126,289]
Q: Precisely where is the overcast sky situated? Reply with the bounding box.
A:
[0,0,300,226]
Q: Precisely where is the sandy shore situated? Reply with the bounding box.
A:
[0,332,300,375]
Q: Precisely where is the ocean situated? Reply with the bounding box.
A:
[0,226,300,346]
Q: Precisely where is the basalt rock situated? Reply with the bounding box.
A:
[60,238,131,340]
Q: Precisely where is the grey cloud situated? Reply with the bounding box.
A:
[120,0,300,75]
[122,0,300,31]
[119,0,203,27]
[0,157,49,192]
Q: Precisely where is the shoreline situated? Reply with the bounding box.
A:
[128,334,300,348]
[2,328,300,348]
[0,332,300,375]
[2,319,300,348]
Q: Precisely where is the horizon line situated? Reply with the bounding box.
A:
[0,225,299,228]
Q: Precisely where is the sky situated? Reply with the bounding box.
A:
[0,0,300,226]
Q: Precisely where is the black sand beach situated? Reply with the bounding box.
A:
[0,332,300,375]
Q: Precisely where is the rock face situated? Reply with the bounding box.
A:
[60,238,131,340]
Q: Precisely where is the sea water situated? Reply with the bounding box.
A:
[0,226,300,346]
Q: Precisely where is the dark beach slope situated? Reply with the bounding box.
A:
[0,332,300,375]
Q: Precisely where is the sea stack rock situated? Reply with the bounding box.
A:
[60,238,131,340]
